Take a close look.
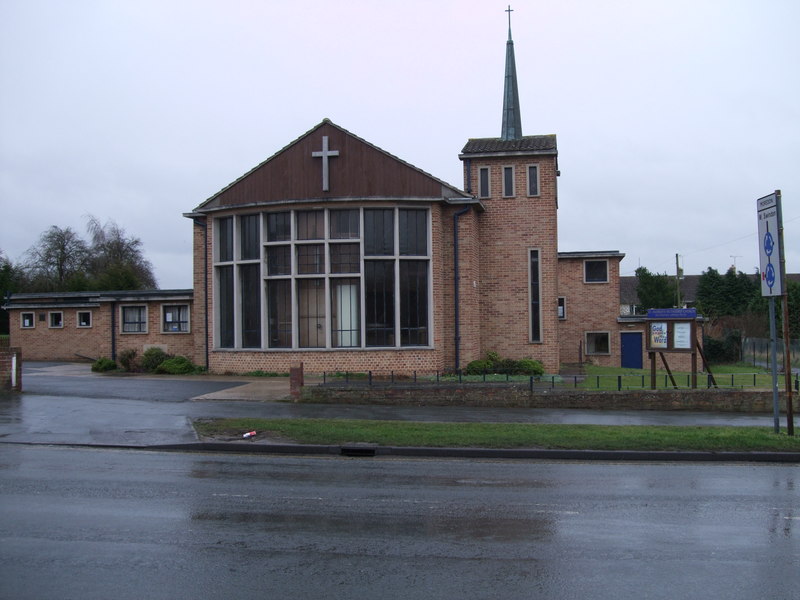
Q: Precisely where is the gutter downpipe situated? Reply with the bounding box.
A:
[453,205,471,372]
[110,301,116,361]
[193,217,210,371]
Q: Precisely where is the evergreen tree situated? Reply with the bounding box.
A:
[634,266,677,311]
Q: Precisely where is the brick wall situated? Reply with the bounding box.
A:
[557,256,624,366]
[0,347,22,391]
[464,155,561,373]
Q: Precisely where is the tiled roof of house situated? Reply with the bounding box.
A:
[460,135,557,155]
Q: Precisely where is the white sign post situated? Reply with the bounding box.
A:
[756,191,785,433]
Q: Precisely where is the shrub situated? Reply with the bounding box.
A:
[155,356,200,375]
[91,357,117,372]
[118,348,139,372]
[141,347,169,372]
[516,358,545,376]
[464,359,493,375]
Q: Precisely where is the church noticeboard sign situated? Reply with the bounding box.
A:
[645,308,697,353]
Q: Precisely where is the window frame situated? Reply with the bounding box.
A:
[502,165,515,198]
[235,206,432,351]
[527,164,540,197]
[161,304,190,334]
[478,166,491,199]
[77,311,92,328]
[557,297,566,320]
[121,305,148,334]
[48,311,63,329]
[20,312,35,329]
[585,331,611,355]
[584,259,609,283]
[529,248,542,343]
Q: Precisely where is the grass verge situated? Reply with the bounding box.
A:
[193,418,800,452]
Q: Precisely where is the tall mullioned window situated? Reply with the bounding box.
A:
[215,207,431,350]
[529,249,541,343]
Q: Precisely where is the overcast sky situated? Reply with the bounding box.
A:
[1,0,798,289]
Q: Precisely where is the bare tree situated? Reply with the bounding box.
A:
[23,226,89,291]
[85,216,157,289]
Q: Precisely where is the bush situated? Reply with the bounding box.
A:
[516,358,545,376]
[91,357,117,372]
[141,347,169,372]
[118,348,139,372]
[464,359,493,375]
[704,331,741,364]
[155,356,201,375]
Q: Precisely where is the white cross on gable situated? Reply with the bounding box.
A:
[311,135,340,192]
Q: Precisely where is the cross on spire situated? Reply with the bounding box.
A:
[501,5,522,140]
[506,5,513,38]
[312,135,339,192]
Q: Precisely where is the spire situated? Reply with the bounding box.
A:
[501,5,523,140]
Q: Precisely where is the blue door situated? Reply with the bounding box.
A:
[620,332,643,369]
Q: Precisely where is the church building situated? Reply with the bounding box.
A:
[184,19,624,375]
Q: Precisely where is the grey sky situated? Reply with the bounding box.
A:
[1,0,797,289]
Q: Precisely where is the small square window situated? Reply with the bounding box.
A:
[502,166,514,197]
[163,305,189,333]
[584,260,609,283]
[586,332,610,355]
[49,312,63,328]
[21,312,35,329]
[122,306,147,333]
[77,311,92,328]
[557,297,566,320]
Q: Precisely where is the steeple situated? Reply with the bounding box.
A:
[501,5,523,141]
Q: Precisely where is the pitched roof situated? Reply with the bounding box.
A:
[460,135,557,156]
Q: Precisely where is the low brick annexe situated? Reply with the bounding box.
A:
[298,384,797,414]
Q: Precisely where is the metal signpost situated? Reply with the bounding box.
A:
[757,191,793,435]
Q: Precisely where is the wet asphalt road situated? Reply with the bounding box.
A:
[1,445,798,600]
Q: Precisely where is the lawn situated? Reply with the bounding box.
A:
[579,363,778,391]
[194,418,800,452]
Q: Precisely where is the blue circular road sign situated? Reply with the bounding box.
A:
[764,232,775,256]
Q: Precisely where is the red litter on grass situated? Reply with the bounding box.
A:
[243,431,257,439]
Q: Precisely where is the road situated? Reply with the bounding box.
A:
[1,445,797,600]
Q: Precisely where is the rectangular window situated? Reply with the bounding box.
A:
[584,260,609,283]
[329,209,359,239]
[331,278,360,348]
[217,266,234,347]
[530,250,541,342]
[478,167,490,198]
[586,332,610,355]
[365,260,395,346]
[527,165,540,196]
[364,209,394,256]
[162,305,189,333]
[298,279,325,348]
[296,210,324,240]
[217,217,233,262]
[77,311,92,328]
[239,214,260,260]
[266,245,291,276]
[48,312,63,328]
[400,260,428,346]
[557,297,566,320]
[267,212,291,242]
[240,265,261,347]
[330,243,360,273]
[21,312,35,328]
[399,209,427,256]
[121,306,146,333]
[297,244,325,274]
[503,166,514,197]
[267,280,291,348]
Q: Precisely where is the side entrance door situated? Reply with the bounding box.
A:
[620,332,643,369]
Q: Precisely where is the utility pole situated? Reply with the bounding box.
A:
[674,254,682,308]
